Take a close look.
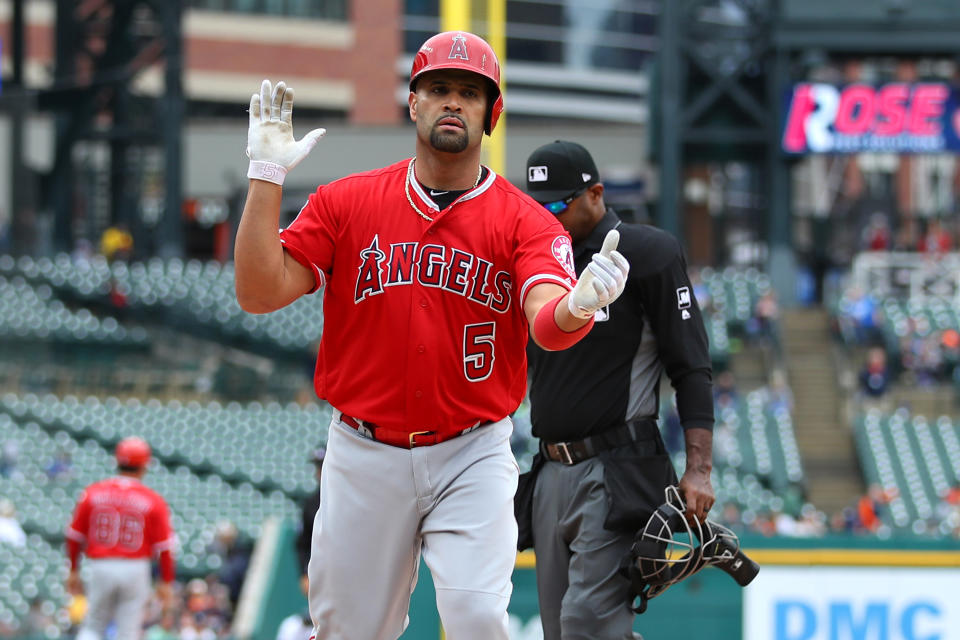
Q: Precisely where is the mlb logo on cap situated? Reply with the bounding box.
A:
[529,166,548,182]
[525,140,599,203]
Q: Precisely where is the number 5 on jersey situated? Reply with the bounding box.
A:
[463,322,496,381]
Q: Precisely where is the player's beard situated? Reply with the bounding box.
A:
[429,124,469,153]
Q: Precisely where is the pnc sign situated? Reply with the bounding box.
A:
[781,82,960,153]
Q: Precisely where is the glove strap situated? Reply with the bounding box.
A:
[566,292,596,320]
[247,161,287,186]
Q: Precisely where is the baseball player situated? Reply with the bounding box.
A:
[66,437,176,640]
[523,141,715,639]
[234,31,630,640]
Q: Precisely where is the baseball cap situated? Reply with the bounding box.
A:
[525,140,599,203]
[308,447,326,465]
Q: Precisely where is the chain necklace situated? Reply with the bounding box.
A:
[405,157,482,223]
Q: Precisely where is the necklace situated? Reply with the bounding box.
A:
[405,158,483,222]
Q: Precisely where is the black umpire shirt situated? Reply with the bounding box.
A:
[527,209,714,442]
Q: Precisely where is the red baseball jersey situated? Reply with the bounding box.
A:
[66,476,175,560]
[280,159,577,435]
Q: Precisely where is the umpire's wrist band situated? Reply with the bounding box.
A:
[248,160,287,186]
[533,294,594,351]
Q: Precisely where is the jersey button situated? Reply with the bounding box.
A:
[415,390,423,398]
[419,299,428,308]
[417,345,425,353]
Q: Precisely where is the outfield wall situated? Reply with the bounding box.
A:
[249,524,960,640]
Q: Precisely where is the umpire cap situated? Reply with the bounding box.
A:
[526,140,599,203]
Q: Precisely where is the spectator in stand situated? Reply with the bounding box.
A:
[45,448,74,482]
[143,610,178,640]
[713,370,738,410]
[841,286,881,345]
[0,499,26,547]
[689,266,713,312]
[829,506,858,534]
[858,347,892,404]
[0,440,20,479]
[918,218,953,254]
[940,329,960,378]
[749,290,780,346]
[861,213,891,251]
[761,369,794,414]
[100,224,134,262]
[25,598,57,636]
[945,482,960,507]
[205,521,250,607]
[857,483,896,533]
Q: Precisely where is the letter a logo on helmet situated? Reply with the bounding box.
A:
[410,31,504,135]
[448,34,469,61]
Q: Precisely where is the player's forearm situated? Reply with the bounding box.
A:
[235,180,288,313]
[66,538,82,571]
[157,549,175,583]
[683,427,713,475]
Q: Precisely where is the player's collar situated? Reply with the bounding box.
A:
[576,209,622,256]
[407,160,496,213]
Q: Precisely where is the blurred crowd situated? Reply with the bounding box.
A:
[0,519,250,640]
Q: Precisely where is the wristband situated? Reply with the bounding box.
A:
[533,294,594,351]
[248,160,287,185]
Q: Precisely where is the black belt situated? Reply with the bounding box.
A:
[540,419,658,465]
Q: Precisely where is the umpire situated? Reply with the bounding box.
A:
[522,141,715,640]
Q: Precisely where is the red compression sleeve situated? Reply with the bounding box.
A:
[532,294,594,351]
[66,539,82,571]
[158,550,175,583]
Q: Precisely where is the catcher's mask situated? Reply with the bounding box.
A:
[621,486,759,613]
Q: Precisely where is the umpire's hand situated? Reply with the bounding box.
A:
[679,428,715,524]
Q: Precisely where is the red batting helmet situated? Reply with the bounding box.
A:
[409,31,504,135]
[116,436,151,469]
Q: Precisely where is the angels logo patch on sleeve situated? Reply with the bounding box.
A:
[551,236,577,280]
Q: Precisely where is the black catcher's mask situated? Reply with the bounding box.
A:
[620,486,760,613]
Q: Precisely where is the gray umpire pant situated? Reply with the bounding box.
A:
[532,457,638,640]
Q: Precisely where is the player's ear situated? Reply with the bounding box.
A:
[408,92,418,123]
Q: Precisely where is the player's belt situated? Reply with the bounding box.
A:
[338,413,494,449]
[540,418,659,465]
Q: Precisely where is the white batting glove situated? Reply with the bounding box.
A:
[246,79,326,185]
[567,229,630,319]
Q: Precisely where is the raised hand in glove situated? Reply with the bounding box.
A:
[247,79,326,185]
[567,229,630,319]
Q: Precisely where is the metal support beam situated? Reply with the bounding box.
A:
[159,0,184,258]
[656,0,682,238]
[40,0,183,257]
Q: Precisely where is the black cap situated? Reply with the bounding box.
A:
[309,447,326,465]
[525,140,599,203]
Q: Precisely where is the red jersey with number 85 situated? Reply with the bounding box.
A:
[66,477,175,559]
[280,159,577,436]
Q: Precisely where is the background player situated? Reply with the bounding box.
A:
[234,31,629,640]
[65,436,176,640]
[523,141,715,640]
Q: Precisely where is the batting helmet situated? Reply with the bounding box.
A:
[621,486,759,613]
[115,436,151,469]
[409,31,504,135]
